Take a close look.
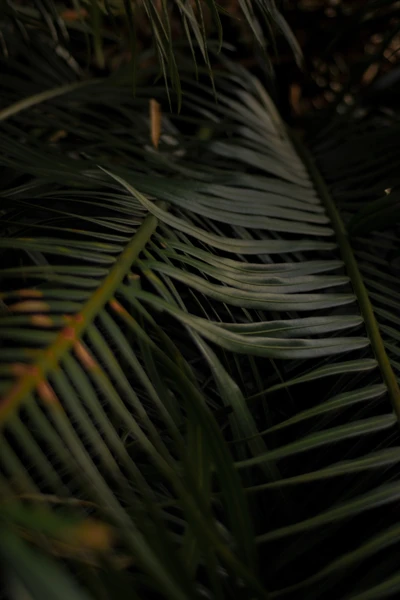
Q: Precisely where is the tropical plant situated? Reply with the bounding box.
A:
[3,0,301,105]
[1,3,400,600]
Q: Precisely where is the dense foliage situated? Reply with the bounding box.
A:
[1,2,400,599]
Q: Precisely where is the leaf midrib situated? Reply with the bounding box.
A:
[291,131,400,421]
[0,211,159,424]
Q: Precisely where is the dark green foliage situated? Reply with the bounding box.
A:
[1,5,400,600]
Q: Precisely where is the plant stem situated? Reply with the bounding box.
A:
[292,132,400,421]
[0,211,159,425]
[0,80,101,122]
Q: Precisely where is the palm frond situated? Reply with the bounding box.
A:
[1,41,400,600]
[1,0,301,104]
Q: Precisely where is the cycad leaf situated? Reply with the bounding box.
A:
[1,40,400,599]
[0,530,92,600]
[257,480,400,543]
[5,0,302,102]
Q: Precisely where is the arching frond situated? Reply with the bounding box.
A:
[1,0,302,105]
[1,46,400,600]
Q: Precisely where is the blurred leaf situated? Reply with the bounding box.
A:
[0,529,92,600]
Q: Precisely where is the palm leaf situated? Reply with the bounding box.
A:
[1,37,400,600]
[1,0,301,103]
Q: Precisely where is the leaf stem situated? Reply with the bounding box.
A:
[0,211,159,424]
[292,132,400,421]
[0,80,101,122]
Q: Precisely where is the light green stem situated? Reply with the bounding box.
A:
[292,132,400,421]
[0,80,100,122]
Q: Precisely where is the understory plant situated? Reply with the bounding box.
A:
[1,2,400,599]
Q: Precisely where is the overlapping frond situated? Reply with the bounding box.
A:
[1,0,301,104]
[1,43,400,600]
